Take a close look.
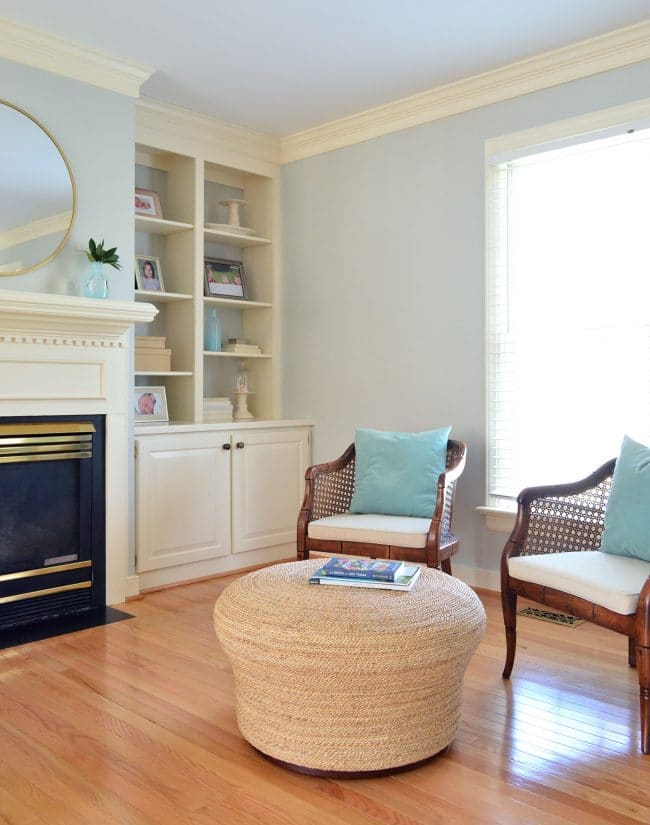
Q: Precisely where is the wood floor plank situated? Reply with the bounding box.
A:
[2,579,650,824]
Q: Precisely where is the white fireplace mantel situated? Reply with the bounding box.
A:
[0,289,157,605]
[0,290,156,339]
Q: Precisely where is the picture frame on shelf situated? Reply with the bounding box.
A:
[204,257,247,300]
[135,256,165,292]
[135,188,163,218]
[133,386,169,423]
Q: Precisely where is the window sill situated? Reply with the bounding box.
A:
[476,506,516,534]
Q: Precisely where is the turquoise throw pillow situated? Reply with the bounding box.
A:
[600,435,650,562]
[349,426,452,518]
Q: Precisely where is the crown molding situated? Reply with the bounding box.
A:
[281,18,650,163]
[0,17,153,97]
[136,98,281,169]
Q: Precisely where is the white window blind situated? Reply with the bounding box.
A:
[487,127,650,506]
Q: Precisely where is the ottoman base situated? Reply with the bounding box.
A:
[252,744,450,778]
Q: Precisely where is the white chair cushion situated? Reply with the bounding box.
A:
[308,513,431,548]
[508,551,650,615]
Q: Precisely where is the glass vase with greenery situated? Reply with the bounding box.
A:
[83,238,121,299]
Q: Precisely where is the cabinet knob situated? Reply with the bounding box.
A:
[222,443,231,450]
[236,441,245,449]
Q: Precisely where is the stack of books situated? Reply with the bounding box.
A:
[135,336,171,372]
[309,557,421,591]
[203,397,233,422]
[222,338,262,356]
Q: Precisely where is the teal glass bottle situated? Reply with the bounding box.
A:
[204,307,221,352]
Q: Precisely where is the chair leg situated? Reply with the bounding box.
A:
[502,590,517,679]
[296,534,308,561]
[440,558,452,575]
[638,644,650,754]
[629,637,637,668]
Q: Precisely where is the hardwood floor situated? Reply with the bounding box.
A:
[1,574,649,824]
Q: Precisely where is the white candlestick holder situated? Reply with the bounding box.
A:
[220,198,246,227]
[232,390,254,420]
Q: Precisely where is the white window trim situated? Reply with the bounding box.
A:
[478,96,650,532]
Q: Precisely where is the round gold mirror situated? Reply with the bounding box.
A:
[0,101,76,276]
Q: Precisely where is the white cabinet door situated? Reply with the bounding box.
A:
[136,432,232,572]
[231,428,310,554]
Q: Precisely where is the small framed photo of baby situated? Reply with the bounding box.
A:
[133,386,169,423]
[135,188,163,218]
[204,257,247,300]
[135,256,165,292]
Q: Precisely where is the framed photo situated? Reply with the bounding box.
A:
[133,386,168,423]
[135,188,163,218]
[204,257,247,300]
[135,256,165,292]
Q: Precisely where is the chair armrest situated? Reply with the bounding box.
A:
[504,458,615,562]
[300,443,356,524]
[426,441,468,561]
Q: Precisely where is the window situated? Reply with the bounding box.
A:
[487,123,650,508]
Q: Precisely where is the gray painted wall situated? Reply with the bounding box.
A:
[0,58,135,300]
[282,59,650,576]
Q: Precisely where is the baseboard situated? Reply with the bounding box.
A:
[139,556,294,594]
[126,557,500,596]
[453,564,500,593]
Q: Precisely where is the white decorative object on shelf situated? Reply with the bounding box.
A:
[220,198,246,227]
[232,391,254,420]
[223,337,261,355]
[203,395,233,422]
[232,359,254,420]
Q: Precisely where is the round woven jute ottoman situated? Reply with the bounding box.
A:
[214,559,485,776]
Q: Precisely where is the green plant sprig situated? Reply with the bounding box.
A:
[85,238,121,270]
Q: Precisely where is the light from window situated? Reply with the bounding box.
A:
[488,127,650,505]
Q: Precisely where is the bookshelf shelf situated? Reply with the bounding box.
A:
[204,227,271,247]
[134,290,193,303]
[203,296,271,310]
[135,371,193,377]
[135,216,193,235]
[203,351,271,359]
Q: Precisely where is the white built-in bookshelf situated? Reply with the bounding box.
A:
[133,106,281,425]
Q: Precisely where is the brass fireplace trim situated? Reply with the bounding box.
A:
[0,424,94,463]
[0,423,95,437]
[0,580,91,605]
[0,434,92,447]
[0,451,92,464]
[0,560,91,583]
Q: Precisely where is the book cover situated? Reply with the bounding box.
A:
[309,565,421,591]
[320,557,405,582]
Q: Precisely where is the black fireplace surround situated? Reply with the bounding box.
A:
[0,415,106,632]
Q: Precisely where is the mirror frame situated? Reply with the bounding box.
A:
[0,99,77,276]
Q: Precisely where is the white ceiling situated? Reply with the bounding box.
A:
[1,1,649,136]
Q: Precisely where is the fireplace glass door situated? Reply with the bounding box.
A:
[0,417,105,629]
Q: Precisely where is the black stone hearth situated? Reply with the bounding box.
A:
[0,606,133,650]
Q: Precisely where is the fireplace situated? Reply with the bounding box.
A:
[0,290,156,646]
[0,415,105,630]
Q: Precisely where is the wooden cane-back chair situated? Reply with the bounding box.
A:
[501,459,650,753]
[297,439,466,571]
